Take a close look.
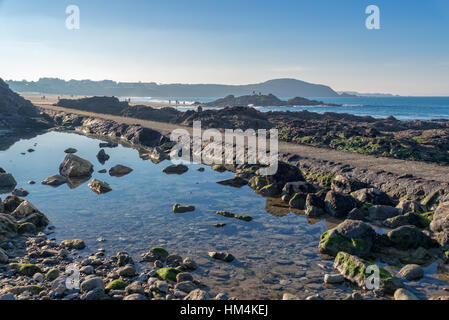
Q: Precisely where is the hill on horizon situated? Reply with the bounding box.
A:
[6,78,342,98]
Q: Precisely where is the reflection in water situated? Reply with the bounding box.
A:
[0,131,448,299]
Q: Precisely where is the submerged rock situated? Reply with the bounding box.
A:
[109,165,133,177]
[88,179,112,194]
[208,251,235,262]
[59,154,94,178]
[162,164,188,175]
[61,239,86,250]
[173,204,195,213]
[216,176,248,188]
[216,211,252,222]
[12,188,29,197]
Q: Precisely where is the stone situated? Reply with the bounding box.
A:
[109,165,133,177]
[394,288,418,300]
[142,247,169,262]
[208,251,235,262]
[331,174,367,193]
[216,176,248,188]
[173,204,195,213]
[116,251,133,266]
[282,181,316,195]
[0,248,9,264]
[181,257,197,271]
[61,239,86,250]
[0,172,17,193]
[85,287,105,300]
[397,264,424,281]
[162,164,188,175]
[289,192,306,210]
[124,293,147,300]
[305,193,325,217]
[106,279,128,291]
[333,252,403,294]
[80,265,94,275]
[383,212,429,229]
[176,272,194,283]
[125,281,144,295]
[351,188,394,206]
[88,179,112,194]
[325,191,359,218]
[96,149,110,164]
[319,220,376,257]
[324,273,344,284]
[59,154,94,178]
[80,276,104,293]
[64,148,77,154]
[396,200,425,214]
[184,289,211,300]
[431,202,449,233]
[175,281,196,293]
[386,225,437,250]
[118,264,136,277]
[156,267,180,282]
[282,293,299,300]
[166,254,183,267]
[33,273,45,282]
[41,174,67,186]
[12,188,29,197]
[259,184,281,197]
[12,201,49,227]
[17,222,37,234]
[46,268,60,281]
[368,205,402,221]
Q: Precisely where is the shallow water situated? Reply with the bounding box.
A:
[1,131,448,299]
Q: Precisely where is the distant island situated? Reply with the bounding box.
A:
[199,94,341,107]
[6,78,346,98]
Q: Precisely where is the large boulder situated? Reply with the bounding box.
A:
[333,251,403,294]
[324,191,359,218]
[282,181,316,196]
[431,202,449,233]
[59,154,94,178]
[305,193,326,217]
[396,200,426,214]
[351,188,394,206]
[368,205,402,221]
[386,225,438,250]
[319,220,376,257]
[0,172,17,194]
[12,201,49,227]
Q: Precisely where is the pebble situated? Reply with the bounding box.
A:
[324,273,344,284]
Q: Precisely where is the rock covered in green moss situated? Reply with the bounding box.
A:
[383,212,430,229]
[11,263,42,276]
[333,251,403,294]
[106,279,128,291]
[305,193,326,217]
[149,247,169,261]
[289,193,307,210]
[88,179,112,194]
[249,176,268,190]
[319,220,376,257]
[216,211,252,222]
[259,184,280,197]
[5,285,44,295]
[212,164,227,173]
[46,268,60,281]
[61,239,86,250]
[156,267,181,282]
[173,204,195,213]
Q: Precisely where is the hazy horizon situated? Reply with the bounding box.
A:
[1,0,448,96]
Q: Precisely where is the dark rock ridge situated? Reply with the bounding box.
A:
[199,94,340,108]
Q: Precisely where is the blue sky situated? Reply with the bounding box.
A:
[0,0,448,95]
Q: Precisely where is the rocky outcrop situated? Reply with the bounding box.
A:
[59,154,94,178]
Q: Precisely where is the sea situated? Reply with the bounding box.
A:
[122,96,449,121]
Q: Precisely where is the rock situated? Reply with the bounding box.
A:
[368,205,402,221]
[3,195,23,212]
[88,179,112,194]
[12,201,49,227]
[289,193,306,210]
[116,251,133,266]
[305,294,323,300]
[176,272,194,283]
[64,148,77,154]
[386,225,437,250]
[106,279,128,291]
[208,251,235,262]
[96,149,110,164]
[184,289,211,300]
[173,204,195,213]
[0,172,17,193]
[166,254,183,267]
[109,165,133,177]
[333,252,403,294]
[12,263,42,276]
[216,211,252,221]
[397,264,424,281]
[383,212,429,229]
[212,165,227,172]
[80,266,94,275]
[214,293,229,300]
[28,181,35,185]
[259,184,280,197]
[217,176,248,188]
[118,264,136,277]
[431,202,449,233]
[397,200,425,214]
[142,247,169,262]
[12,188,29,197]
[4,285,44,295]
[332,175,367,193]
[324,273,344,284]
[394,288,418,300]
[46,268,60,281]
[282,181,316,196]
[162,164,188,175]
[85,287,105,300]
[80,276,104,293]
[17,222,37,234]
[61,239,86,250]
[124,293,147,300]
[41,174,67,186]
[99,142,118,148]
[325,191,359,218]
[33,273,45,282]
[181,257,197,271]
[305,193,325,217]
[156,267,181,282]
[59,154,94,178]
[282,293,299,300]
[352,188,394,206]
[125,282,144,295]
[0,213,18,242]
[319,220,376,257]
[0,294,15,300]
[0,248,8,264]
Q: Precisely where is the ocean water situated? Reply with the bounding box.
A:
[1,131,449,299]
[124,96,449,121]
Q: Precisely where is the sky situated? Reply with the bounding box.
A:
[0,0,448,96]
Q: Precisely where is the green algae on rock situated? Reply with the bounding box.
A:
[156,267,181,282]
